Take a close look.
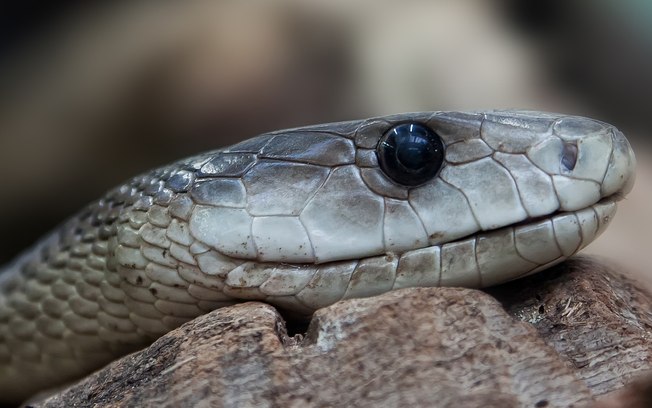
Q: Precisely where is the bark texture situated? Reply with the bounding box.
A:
[31,257,652,408]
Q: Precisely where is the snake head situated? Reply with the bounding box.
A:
[176,110,636,268]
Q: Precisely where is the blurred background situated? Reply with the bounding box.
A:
[0,0,650,284]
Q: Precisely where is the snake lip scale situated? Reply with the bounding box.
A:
[0,110,636,404]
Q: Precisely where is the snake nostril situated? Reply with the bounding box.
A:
[561,142,578,171]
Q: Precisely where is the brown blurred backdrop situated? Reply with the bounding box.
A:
[0,0,650,284]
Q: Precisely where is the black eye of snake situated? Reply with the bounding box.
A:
[376,122,444,186]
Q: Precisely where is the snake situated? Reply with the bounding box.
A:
[0,110,636,403]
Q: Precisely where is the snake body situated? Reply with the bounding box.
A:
[0,110,636,403]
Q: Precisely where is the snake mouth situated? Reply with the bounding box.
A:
[509,195,620,230]
[410,195,619,289]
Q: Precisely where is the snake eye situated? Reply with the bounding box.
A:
[376,123,445,186]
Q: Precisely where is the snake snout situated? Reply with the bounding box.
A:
[602,128,636,198]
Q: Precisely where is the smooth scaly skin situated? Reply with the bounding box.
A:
[0,110,636,403]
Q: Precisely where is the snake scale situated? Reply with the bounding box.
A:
[0,110,636,403]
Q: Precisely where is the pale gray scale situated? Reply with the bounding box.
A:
[481,112,555,153]
[153,188,173,207]
[360,167,408,200]
[564,131,613,183]
[145,263,187,287]
[69,271,105,300]
[62,312,99,335]
[300,165,385,263]
[68,296,99,319]
[514,220,562,265]
[168,243,195,265]
[136,193,159,212]
[165,170,195,193]
[260,132,355,166]
[195,250,240,278]
[355,148,378,168]
[148,282,197,304]
[188,285,233,302]
[130,314,168,336]
[10,292,40,320]
[197,153,257,177]
[189,242,209,255]
[295,261,357,311]
[11,319,37,341]
[552,175,601,212]
[23,280,49,302]
[354,119,390,148]
[84,260,106,278]
[189,206,256,258]
[527,130,614,196]
[243,160,330,216]
[190,178,247,208]
[99,282,124,303]
[527,136,566,175]
[258,265,317,296]
[117,226,140,248]
[592,200,617,238]
[143,180,164,197]
[177,264,228,292]
[440,239,481,287]
[252,216,314,262]
[166,219,193,246]
[552,209,582,257]
[382,111,434,124]
[475,228,538,287]
[91,242,108,257]
[115,245,148,269]
[36,315,66,338]
[342,255,397,300]
[393,246,441,289]
[445,138,493,164]
[97,309,137,332]
[70,243,92,258]
[139,224,171,249]
[427,111,483,145]
[168,195,194,220]
[553,116,609,140]
[225,262,274,289]
[383,198,429,253]
[409,178,480,245]
[575,207,600,251]
[440,157,527,230]
[176,149,221,172]
[493,152,559,217]
[493,110,563,119]
[98,296,129,318]
[116,265,151,289]
[602,130,637,196]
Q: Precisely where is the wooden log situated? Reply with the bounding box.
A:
[32,257,652,408]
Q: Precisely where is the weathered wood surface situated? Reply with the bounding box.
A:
[31,257,652,408]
